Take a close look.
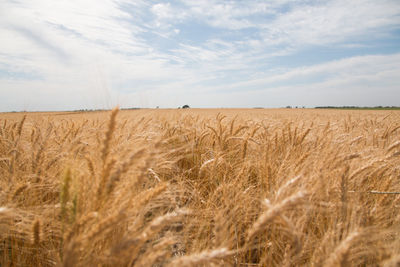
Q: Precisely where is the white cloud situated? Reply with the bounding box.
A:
[151,0,400,75]
[204,53,400,100]
[0,0,399,111]
[0,0,197,111]
[261,0,400,46]
[150,2,187,33]
[176,0,400,50]
[151,3,173,19]
[180,0,264,30]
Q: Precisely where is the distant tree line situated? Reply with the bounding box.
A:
[315,106,400,110]
[72,107,142,112]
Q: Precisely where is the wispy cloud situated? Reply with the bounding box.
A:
[211,53,400,92]
[263,0,400,46]
[0,0,399,111]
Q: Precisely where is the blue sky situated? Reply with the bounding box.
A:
[0,0,399,111]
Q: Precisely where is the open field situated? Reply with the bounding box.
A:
[1,108,400,266]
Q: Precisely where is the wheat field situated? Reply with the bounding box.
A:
[1,108,399,266]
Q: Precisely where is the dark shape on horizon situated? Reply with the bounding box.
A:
[182,105,190,109]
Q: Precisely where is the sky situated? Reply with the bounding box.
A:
[0,0,400,111]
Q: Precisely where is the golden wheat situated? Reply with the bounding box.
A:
[0,108,399,266]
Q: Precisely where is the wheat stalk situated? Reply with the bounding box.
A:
[168,247,235,267]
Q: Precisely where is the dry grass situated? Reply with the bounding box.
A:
[1,108,400,266]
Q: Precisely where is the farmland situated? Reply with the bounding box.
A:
[1,108,400,266]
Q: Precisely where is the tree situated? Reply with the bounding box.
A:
[182,105,190,109]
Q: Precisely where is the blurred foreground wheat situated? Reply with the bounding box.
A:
[1,108,399,266]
